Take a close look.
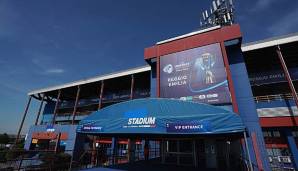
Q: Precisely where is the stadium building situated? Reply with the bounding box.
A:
[15,24,298,170]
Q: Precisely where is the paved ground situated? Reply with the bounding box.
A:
[81,159,217,171]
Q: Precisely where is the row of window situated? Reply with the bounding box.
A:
[263,130,281,137]
[263,130,298,138]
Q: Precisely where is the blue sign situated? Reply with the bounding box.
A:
[46,125,55,132]
[124,108,148,118]
[160,43,231,104]
[81,124,103,132]
[123,108,156,128]
[166,120,212,133]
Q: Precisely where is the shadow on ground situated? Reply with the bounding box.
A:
[81,158,217,171]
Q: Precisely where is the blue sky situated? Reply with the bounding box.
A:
[0,0,298,134]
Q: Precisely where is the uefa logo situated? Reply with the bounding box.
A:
[163,64,173,74]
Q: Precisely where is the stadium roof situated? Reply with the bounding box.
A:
[28,65,151,96]
[241,32,298,52]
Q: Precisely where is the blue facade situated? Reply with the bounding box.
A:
[41,102,55,124]
[24,125,78,156]
[226,44,271,170]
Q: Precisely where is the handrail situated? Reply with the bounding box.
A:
[254,93,295,103]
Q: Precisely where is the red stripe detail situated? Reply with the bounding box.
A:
[220,42,239,113]
[98,140,112,144]
[144,24,242,59]
[157,56,160,97]
[251,132,264,171]
[265,144,288,148]
[260,117,298,127]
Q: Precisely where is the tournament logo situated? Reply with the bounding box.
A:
[163,64,173,74]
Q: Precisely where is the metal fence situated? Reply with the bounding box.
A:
[254,93,294,103]
[0,149,72,171]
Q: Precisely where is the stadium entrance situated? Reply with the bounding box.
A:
[76,98,250,170]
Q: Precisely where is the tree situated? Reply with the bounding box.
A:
[0,133,10,145]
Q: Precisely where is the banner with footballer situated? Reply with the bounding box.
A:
[160,43,231,104]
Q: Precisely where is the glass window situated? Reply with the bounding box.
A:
[292,131,298,137]
[272,148,281,156]
[167,140,177,152]
[266,149,273,156]
[179,140,192,153]
[263,131,270,137]
[273,131,280,137]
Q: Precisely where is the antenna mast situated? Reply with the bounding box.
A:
[200,0,235,28]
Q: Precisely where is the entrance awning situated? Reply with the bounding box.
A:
[77,98,245,135]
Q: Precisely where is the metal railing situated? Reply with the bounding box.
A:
[254,93,294,103]
[69,147,161,170]
[0,148,259,171]
[0,149,73,171]
[268,155,296,171]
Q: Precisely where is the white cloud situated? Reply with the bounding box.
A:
[45,68,64,74]
[30,56,66,75]
[249,0,277,12]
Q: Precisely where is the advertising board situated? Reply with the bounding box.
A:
[160,43,231,104]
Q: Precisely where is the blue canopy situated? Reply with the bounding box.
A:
[77,98,245,135]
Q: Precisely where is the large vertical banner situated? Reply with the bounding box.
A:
[160,43,231,104]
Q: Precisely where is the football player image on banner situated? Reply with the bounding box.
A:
[160,43,231,104]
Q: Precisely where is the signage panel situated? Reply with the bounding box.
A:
[160,43,231,104]
[166,120,212,133]
[249,68,298,86]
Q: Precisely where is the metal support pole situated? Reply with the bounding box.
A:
[52,90,61,124]
[276,45,298,110]
[92,136,97,166]
[130,74,134,100]
[111,137,118,165]
[161,139,165,164]
[72,85,81,124]
[243,131,253,171]
[15,96,32,146]
[54,133,61,153]
[192,140,197,167]
[177,140,180,165]
[98,80,104,110]
[35,94,45,125]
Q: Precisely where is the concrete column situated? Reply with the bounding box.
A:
[177,140,180,165]
[144,139,150,161]
[111,137,118,165]
[161,139,165,164]
[284,129,298,169]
